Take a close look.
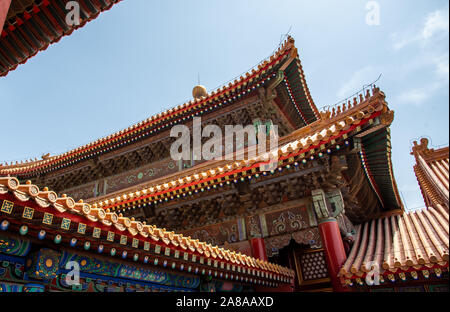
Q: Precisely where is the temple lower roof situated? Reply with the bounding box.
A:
[0,176,295,286]
[339,139,449,287]
[340,205,449,280]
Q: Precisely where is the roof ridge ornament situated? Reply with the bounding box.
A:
[411,138,433,156]
[193,85,207,100]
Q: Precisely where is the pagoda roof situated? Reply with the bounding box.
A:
[411,138,449,208]
[0,36,319,177]
[0,176,295,286]
[88,86,402,214]
[1,0,122,77]
[339,204,449,285]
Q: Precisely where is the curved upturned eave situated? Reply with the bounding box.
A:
[1,0,123,77]
[359,127,403,211]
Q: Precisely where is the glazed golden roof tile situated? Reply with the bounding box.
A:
[0,177,295,278]
[339,206,449,278]
[411,138,449,208]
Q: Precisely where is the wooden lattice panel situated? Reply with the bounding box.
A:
[299,250,328,281]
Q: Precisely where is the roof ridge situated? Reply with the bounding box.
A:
[0,36,298,174]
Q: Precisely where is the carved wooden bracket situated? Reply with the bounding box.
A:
[311,188,345,221]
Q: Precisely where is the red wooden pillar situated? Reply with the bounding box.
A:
[250,237,268,262]
[250,237,294,292]
[0,0,11,32]
[318,217,348,292]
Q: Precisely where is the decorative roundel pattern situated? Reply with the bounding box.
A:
[30,186,39,195]
[8,179,18,188]
[300,251,328,281]
[48,192,57,202]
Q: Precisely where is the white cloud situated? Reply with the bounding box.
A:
[396,89,428,106]
[336,66,379,99]
[391,32,415,51]
[392,7,449,50]
[395,80,445,106]
[422,9,449,40]
[432,52,449,79]
[390,6,449,107]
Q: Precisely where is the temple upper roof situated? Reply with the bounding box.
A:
[85,85,402,216]
[1,32,404,221]
[0,36,319,177]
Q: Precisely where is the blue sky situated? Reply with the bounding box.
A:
[0,0,448,210]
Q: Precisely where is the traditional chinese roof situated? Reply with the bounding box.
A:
[339,142,449,286]
[0,36,319,178]
[88,86,401,217]
[0,176,295,286]
[339,206,449,281]
[411,138,449,209]
[0,0,122,77]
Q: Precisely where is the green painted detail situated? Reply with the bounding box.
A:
[54,235,62,244]
[360,127,402,210]
[0,235,31,256]
[19,226,28,235]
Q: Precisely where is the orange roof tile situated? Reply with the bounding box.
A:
[0,176,295,282]
[412,139,449,208]
[339,205,449,279]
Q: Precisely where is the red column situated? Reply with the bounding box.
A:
[250,237,294,292]
[250,237,268,262]
[318,217,348,292]
[0,0,11,32]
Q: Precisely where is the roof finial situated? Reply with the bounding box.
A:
[193,73,207,100]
